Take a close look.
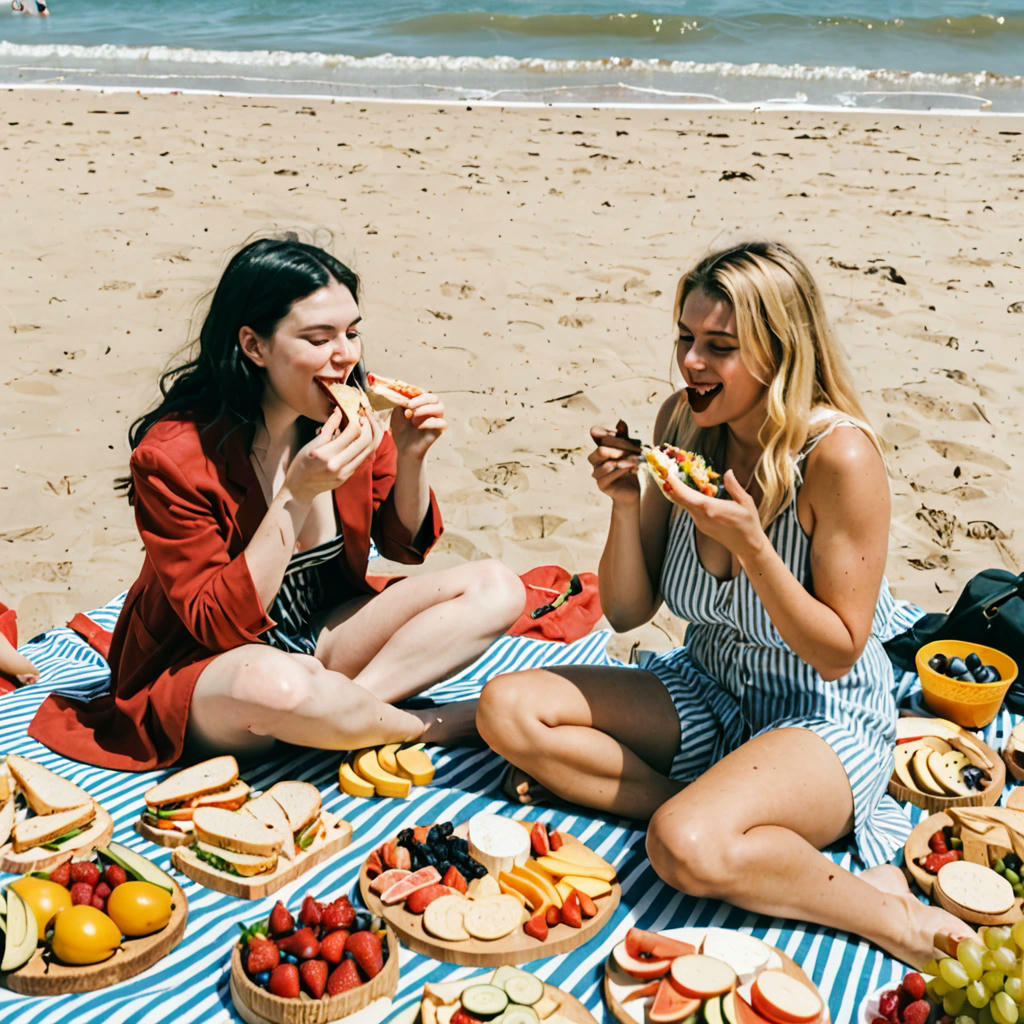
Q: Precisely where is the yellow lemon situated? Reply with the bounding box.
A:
[105,881,173,937]
[50,905,122,965]
[9,876,73,935]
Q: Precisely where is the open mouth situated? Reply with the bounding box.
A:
[686,383,722,413]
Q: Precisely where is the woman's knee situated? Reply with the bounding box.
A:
[646,800,743,899]
[477,669,545,754]
[223,652,322,716]
[465,560,525,626]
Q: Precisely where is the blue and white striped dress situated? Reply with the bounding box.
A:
[638,415,912,868]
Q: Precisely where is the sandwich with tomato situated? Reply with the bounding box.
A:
[365,372,425,411]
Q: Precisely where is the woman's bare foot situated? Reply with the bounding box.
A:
[410,699,482,747]
[861,864,978,968]
[500,763,554,806]
[0,637,38,685]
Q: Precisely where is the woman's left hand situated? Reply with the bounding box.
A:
[662,468,767,561]
[388,391,448,460]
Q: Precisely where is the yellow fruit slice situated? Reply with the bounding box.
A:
[376,743,402,775]
[339,760,375,798]
[515,861,563,907]
[395,745,435,785]
[498,869,551,913]
[554,875,612,900]
[353,749,411,799]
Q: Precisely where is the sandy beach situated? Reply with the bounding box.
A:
[1,89,1021,658]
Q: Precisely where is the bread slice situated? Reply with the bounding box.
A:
[241,791,294,860]
[144,755,240,808]
[6,755,91,815]
[0,795,14,847]
[12,803,95,853]
[0,759,11,803]
[192,806,283,858]
[265,781,321,835]
[316,378,370,425]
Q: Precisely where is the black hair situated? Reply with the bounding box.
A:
[117,238,362,497]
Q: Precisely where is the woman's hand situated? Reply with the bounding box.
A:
[389,392,448,461]
[589,425,642,506]
[662,468,769,561]
[283,407,377,503]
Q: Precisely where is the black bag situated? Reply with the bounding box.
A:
[885,570,1024,686]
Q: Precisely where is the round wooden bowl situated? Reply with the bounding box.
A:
[887,735,1004,813]
[230,922,399,1024]
[2,877,188,996]
[902,811,1024,926]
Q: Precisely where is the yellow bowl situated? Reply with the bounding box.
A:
[916,639,1018,729]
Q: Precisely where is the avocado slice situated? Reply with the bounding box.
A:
[1,888,38,972]
[100,840,175,893]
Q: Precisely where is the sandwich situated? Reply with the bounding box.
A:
[316,376,371,426]
[141,754,250,842]
[643,443,722,498]
[0,758,11,847]
[187,780,324,877]
[4,754,108,855]
[365,372,424,411]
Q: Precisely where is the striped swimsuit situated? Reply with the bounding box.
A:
[637,415,911,868]
[263,533,346,655]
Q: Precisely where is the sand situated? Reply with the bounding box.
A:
[1,89,1022,659]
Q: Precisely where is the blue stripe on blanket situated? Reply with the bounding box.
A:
[0,595,955,1024]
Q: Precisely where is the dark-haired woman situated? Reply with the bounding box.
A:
[30,238,524,770]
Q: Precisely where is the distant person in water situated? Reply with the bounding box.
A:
[11,1,50,14]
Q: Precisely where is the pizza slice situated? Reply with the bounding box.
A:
[366,372,425,411]
[315,377,371,425]
[644,443,722,498]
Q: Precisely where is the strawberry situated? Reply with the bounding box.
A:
[530,822,550,857]
[406,883,450,914]
[268,900,295,936]
[300,958,328,999]
[412,826,431,844]
[560,890,582,929]
[928,830,949,854]
[870,1018,889,1024]
[70,882,94,906]
[103,864,128,889]
[902,1000,931,1024]
[524,913,548,941]
[246,937,280,975]
[49,861,72,888]
[575,889,598,919]
[70,861,101,887]
[900,973,927,1002]
[300,894,323,928]
[94,881,112,902]
[441,865,467,894]
[268,963,301,998]
[327,958,362,995]
[877,990,899,1021]
[346,930,383,978]
[452,1011,484,1024]
[320,929,350,965]
[91,894,106,911]
[545,905,561,926]
[548,830,563,852]
[920,850,961,874]
[278,926,321,960]
[321,896,356,931]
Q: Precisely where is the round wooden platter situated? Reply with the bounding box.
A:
[390,972,597,1024]
[229,923,399,1024]
[172,811,353,899]
[903,811,1024,925]
[2,876,188,996]
[358,840,620,967]
[0,805,115,874]
[887,734,1004,814]
[603,927,830,1024]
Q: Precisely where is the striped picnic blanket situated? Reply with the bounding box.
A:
[0,595,1010,1024]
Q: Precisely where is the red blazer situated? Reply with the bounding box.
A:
[29,415,443,770]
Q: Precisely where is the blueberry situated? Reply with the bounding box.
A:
[928,653,949,674]
[966,652,983,671]
[254,970,271,987]
[1006,853,1022,873]
[353,911,372,932]
[280,952,298,965]
[961,766,985,791]
[947,657,968,677]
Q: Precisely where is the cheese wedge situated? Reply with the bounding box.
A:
[931,751,971,796]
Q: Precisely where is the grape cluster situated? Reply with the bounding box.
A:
[925,923,1024,1024]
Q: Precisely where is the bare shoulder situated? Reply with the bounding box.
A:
[802,423,890,514]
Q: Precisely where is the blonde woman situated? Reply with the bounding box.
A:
[477,241,971,967]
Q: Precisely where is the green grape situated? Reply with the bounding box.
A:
[990,928,1015,950]
[996,860,1008,874]
[924,957,943,976]
[951,836,963,848]
[1007,870,1022,886]
[986,952,1000,972]
[1012,920,1024,951]
[1006,978,1024,1003]
[969,979,993,1009]
[982,1006,998,1024]
[931,977,955,999]
[992,991,1019,1024]
[1014,883,1024,898]
[995,947,1020,973]
[946,990,969,1015]
[957,1016,979,1024]
[963,941,991,981]
[984,970,1007,993]
[943,957,974,988]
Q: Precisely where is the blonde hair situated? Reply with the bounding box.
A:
[662,241,879,527]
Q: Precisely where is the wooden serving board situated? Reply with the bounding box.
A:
[134,817,194,848]
[603,927,829,1024]
[0,805,115,874]
[2,877,188,995]
[359,834,620,967]
[229,922,398,1024]
[172,811,353,899]
[902,811,1024,925]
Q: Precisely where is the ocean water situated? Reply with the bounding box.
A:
[1,0,1022,112]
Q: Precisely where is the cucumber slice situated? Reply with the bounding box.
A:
[496,1007,539,1024]
[100,840,175,893]
[41,826,85,851]
[489,966,521,992]
[461,984,509,1018]
[501,970,544,1007]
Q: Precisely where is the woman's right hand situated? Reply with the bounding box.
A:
[588,424,643,505]
[284,407,378,504]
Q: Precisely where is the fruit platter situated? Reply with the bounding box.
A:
[862,925,1024,1024]
[604,927,828,1024]
[888,717,1004,812]
[338,744,436,799]
[903,807,1024,925]
[230,889,398,1024]
[0,840,187,995]
[358,814,620,966]
[393,965,598,1024]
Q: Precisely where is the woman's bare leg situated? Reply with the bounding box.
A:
[317,559,524,704]
[477,665,684,817]
[646,727,975,969]
[187,645,433,755]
